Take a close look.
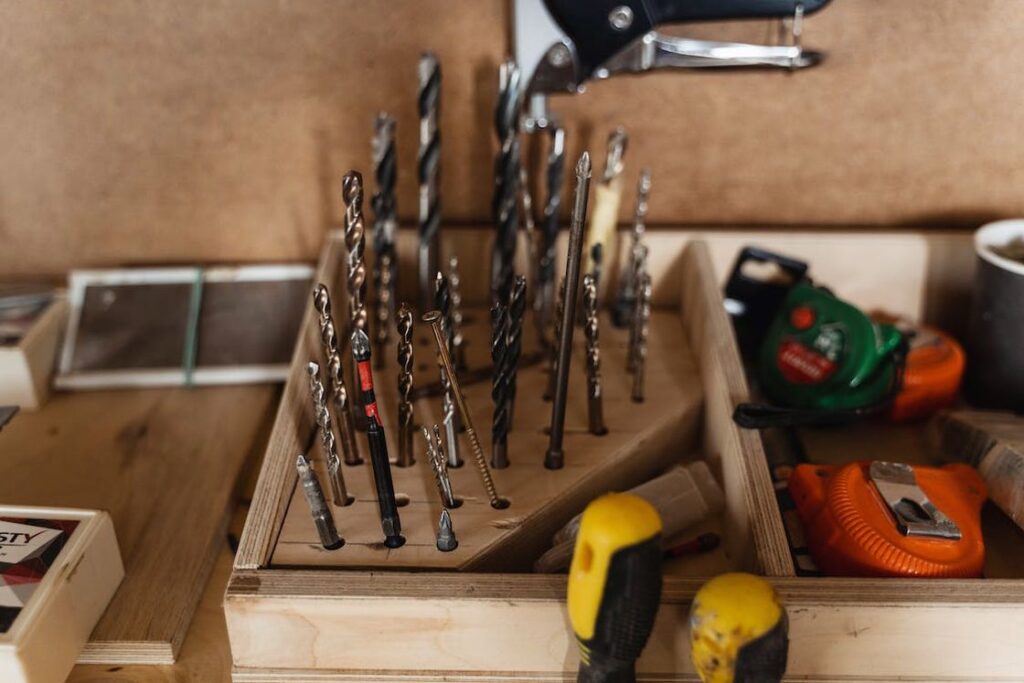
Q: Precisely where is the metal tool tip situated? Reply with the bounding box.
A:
[296,453,310,470]
[639,167,652,190]
[576,152,591,178]
[342,170,363,201]
[422,310,442,324]
[440,508,452,529]
[351,327,371,354]
[306,361,319,376]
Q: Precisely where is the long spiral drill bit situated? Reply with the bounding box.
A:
[632,273,652,403]
[491,60,522,304]
[312,284,361,466]
[423,425,458,509]
[306,362,352,506]
[396,304,415,467]
[418,52,442,312]
[628,245,650,373]
[612,168,651,327]
[583,274,607,436]
[343,170,369,423]
[506,275,527,428]
[539,126,566,338]
[295,453,343,550]
[435,272,463,468]
[373,251,394,369]
[447,254,468,370]
[372,114,398,361]
[490,300,510,469]
[544,278,565,401]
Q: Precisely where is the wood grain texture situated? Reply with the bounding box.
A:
[0,1,1022,276]
[0,385,277,663]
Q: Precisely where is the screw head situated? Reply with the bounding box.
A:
[547,43,572,68]
[608,5,634,31]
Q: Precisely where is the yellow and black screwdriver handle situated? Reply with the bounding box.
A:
[568,493,663,683]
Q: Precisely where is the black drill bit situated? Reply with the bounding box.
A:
[418,52,442,312]
[582,274,607,436]
[491,59,522,304]
[351,328,405,548]
[435,271,463,467]
[306,361,353,506]
[343,170,369,425]
[490,300,510,469]
[545,152,592,471]
[295,453,343,550]
[538,126,566,337]
[372,113,398,363]
[612,168,651,327]
[396,303,415,467]
[632,274,652,403]
[447,254,468,370]
[312,284,362,466]
[506,274,527,428]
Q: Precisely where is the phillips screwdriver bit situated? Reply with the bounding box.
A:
[312,284,362,466]
[436,508,458,552]
[295,453,343,550]
[306,362,353,506]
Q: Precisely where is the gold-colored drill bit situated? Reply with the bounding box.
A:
[396,303,415,467]
[312,284,361,466]
[306,361,352,506]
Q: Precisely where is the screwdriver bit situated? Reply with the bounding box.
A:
[490,300,510,469]
[436,508,458,552]
[418,52,442,312]
[583,274,607,436]
[491,59,522,304]
[396,303,415,467]
[306,361,352,506]
[312,284,362,466]
[295,453,343,550]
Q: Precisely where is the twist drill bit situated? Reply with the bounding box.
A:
[447,254,468,370]
[491,59,522,304]
[396,303,415,467]
[628,245,650,373]
[373,251,394,370]
[545,152,593,471]
[632,274,652,403]
[423,425,458,509]
[613,168,651,327]
[436,508,458,552]
[582,274,607,436]
[538,126,566,337]
[372,113,398,362]
[518,166,543,342]
[435,271,463,468]
[343,170,369,424]
[295,453,343,550]
[312,284,362,466]
[490,300,510,469]
[423,310,508,509]
[418,52,442,312]
[544,278,565,402]
[506,275,527,428]
[351,329,405,548]
[306,362,352,506]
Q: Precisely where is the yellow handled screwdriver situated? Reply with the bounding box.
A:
[568,493,663,683]
[689,573,789,683]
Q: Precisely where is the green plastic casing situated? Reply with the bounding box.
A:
[757,282,904,412]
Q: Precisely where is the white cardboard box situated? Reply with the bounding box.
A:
[0,298,66,410]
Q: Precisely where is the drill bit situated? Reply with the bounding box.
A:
[627,245,650,373]
[396,303,415,467]
[418,52,442,312]
[490,300,510,469]
[423,310,508,509]
[436,508,458,552]
[612,168,651,327]
[538,126,566,336]
[423,424,458,509]
[545,152,592,471]
[544,278,565,402]
[435,271,463,468]
[518,165,542,343]
[491,59,522,304]
[372,113,398,363]
[582,274,607,436]
[343,170,369,424]
[306,362,352,506]
[447,254,468,370]
[582,128,628,279]
[506,274,527,428]
[351,328,405,548]
[632,274,652,403]
[312,284,362,466]
[295,453,343,550]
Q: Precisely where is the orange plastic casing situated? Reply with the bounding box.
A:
[890,327,965,422]
[788,461,987,578]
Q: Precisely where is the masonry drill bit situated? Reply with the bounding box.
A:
[435,271,463,468]
[491,59,522,304]
[396,303,415,468]
[506,275,527,428]
[632,274,652,403]
[582,128,628,280]
[351,328,405,548]
[423,310,508,509]
[447,254,468,370]
[372,113,398,362]
[545,152,592,471]
[295,453,343,550]
[424,425,458,509]
[418,52,442,312]
[612,168,651,327]
[343,170,369,424]
[582,274,607,436]
[306,362,352,506]
[627,245,649,373]
[544,278,565,402]
[436,508,458,552]
[312,284,362,466]
[538,126,566,336]
[490,300,510,470]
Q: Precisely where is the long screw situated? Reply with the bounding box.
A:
[612,168,651,327]
[506,275,527,427]
[545,152,592,470]
[632,274,652,403]
[396,303,415,467]
[343,170,369,425]
[447,254,468,370]
[435,272,462,467]
[423,310,508,509]
[295,453,343,550]
[372,113,398,361]
[424,424,458,509]
[312,285,362,466]
[544,278,565,402]
[306,362,352,506]
[538,126,566,336]
[583,274,607,436]
[490,300,510,469]
[418,52,442,312]
[491,59,522,304]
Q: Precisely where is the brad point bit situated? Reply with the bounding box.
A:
[424,425,458,509]
[491,59,522,304]
[396,304,415,467]
[312,284,362,466]
[632,274,652,403]
[435,272,462,468]
[295,454,343,550]
[306,362,352,506]
[423,310,508,509]
[372,113,398,362]
[447,254,467,370]
[490,301,510,469]
[506,275,527,428]
[545,152,592,471]
[418,52,442,312]
[583,275,607,436]
[436,508,458,552]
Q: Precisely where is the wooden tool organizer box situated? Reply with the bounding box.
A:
[227,227,1024,681]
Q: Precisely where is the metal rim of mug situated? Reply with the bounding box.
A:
[975,219,1024,277]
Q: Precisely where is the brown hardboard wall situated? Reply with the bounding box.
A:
[1,0,1022,276]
